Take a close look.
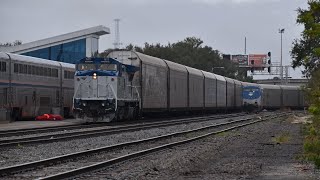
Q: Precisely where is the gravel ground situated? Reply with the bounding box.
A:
[2,116,261,179]
[76,112,320,180]
[0,113,244,141]
[0,114,258,168]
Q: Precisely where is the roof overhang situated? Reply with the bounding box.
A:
[0,25,110,54]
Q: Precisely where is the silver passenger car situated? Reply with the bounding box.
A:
[0,52,74,120]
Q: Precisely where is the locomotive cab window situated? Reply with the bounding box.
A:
[77,64,96,71]
[99,64,117,71]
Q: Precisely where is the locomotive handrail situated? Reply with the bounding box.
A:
[106,83,118,111]
[126,85,140,101]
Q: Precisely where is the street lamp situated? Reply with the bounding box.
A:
[279,28,285,84]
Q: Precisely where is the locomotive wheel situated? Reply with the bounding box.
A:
[115,110,120,121]
[133,106,140,120]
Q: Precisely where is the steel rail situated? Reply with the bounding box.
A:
[0,113,245,138]
[39,113,286,180]
[0,123,103,137]
[0,113,246,147]
[0,113,287,178]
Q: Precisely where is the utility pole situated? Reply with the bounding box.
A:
[285,66,289,84]
[279,28,285,84]
[113,19,122,49]
[244,37,247,55]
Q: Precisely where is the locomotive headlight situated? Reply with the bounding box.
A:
[82,102,87,106]
[93,73,97,80]
[101,103,105,107]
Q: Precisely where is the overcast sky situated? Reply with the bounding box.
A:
[0,0,308,79]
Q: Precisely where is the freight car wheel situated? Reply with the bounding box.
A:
[115,110,120,122]
[134,107,140,120]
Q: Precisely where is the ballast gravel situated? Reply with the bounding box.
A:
[76,112,319,180]
[0,114,259,168]
[2,117,260,179]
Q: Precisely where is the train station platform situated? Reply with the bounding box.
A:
[0,119,84,131]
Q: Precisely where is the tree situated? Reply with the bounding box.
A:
[292,1,320,168]
[291,0,320,77]
[100,37,252,82]
[0,40,22,47]
[114,37,252,82]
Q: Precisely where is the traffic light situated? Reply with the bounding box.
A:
[267,52,271,73]
[267,52,271,64]
[250,59,254,73]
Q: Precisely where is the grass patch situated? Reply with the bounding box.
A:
[303,115,320,168]
[272,132,291,144]
[216,131,229,137]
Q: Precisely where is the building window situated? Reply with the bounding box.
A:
[51,39,86,63]
[22,48,50,59]
[20,38,87,64]
[22,39,86,64]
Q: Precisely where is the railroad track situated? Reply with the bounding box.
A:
[0,115,202,138]
[0,114,213,138]
[0,113,247,148]
[0,123,103,138]
[0,112,289,179]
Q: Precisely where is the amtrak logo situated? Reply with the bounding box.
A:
[248,92,254,96]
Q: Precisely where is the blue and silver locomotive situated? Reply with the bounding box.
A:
[242,84,262,112]
[73,57,140,122]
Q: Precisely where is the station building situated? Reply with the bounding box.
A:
[0,25,110,63]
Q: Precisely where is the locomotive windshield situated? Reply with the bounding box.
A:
[99,64,117,71]
[76,63,118,71]
[77,64,96,71]
[243,88,260,92]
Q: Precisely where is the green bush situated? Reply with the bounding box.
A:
[304,111,320,168]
